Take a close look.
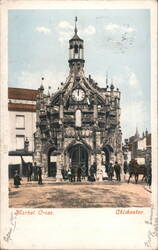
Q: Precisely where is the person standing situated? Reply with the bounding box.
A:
[81,164,86,180]
[67,168,71,182]
[147,161,152,188]
[14,170,21,188]
[71,167,75,182]
[114,161,121,181]
[27,162,33,182]
[123,161,128,174]
[38,167,43,185]
[108,162,114,181]
[33,162,38,181]
[77,166,82,182]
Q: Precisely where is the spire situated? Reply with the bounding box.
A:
[74,16,78,35]
[135,127,139,139]
[106,72,108,86]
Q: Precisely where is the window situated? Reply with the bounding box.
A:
[74,44,78,53]
[16,115,25,129]
[75,109,82,127]
[16,135,24,150]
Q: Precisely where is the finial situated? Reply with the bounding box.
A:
[39,77,44,92]
[74,16,78,34]
[110,79,114,91]
[106,72,108,86]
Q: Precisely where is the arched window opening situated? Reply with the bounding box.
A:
[74,44,78,54]
[75,109,82,127]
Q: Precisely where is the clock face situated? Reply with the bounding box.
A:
[72,88,85,102]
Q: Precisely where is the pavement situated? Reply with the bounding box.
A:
[9,175,151,208]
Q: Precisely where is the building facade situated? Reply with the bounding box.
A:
[8,87,38,176]
[34,20,123,179]
[126,128,151,165]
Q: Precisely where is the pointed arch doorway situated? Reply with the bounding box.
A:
[48,148,57,177]
[68,144,88,176]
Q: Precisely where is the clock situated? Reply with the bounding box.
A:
[72,88,85,102]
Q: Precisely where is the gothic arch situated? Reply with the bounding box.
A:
[64,139,92,154]
[102,144,114,153]
[44,141,57,155]
[101,144,114,163]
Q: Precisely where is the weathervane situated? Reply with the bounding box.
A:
[75,16,78,34]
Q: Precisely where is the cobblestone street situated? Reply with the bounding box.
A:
[9,176,151,208]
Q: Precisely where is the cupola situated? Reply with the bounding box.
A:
[68,17,85,73]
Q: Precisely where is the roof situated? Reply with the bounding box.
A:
[8,103,36,112]
[69,33,83,42]
[8,87,39,101]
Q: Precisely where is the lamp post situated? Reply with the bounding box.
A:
[24,137,29,153]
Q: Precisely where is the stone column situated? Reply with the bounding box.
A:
[19,163,23,177]
[59,104,64,120]
[41,153,48,178]
[96,153,103,182]
[56,154,63,182]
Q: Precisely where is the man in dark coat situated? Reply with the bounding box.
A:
[14,171,21,188]
[108,163,114,181]
[105,161,109,174]
[88,164,96,182]
[33,162,38,181]
[71,167,76,182]
[27,162,33,182]
[38,167,43,185]
[77,166,82,182]
[147,161,152,188]
[123,161,128,174]
[114,161,121,181]
[81,164,86,180]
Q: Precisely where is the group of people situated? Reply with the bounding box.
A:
[61,161,121,183]
[13,159,152,188]
[105,161,121,181]
[13,162,43,188]
[61,164,87,182]
[26,162,43,184]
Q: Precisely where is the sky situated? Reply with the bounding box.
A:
[8,9,150,140]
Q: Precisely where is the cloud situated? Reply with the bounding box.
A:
[58,21,73,30]
[56,21,73,46]
[35,26,51,34]
[80,25,96,36]
[104,23,136,33]
[56,20,96,46]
